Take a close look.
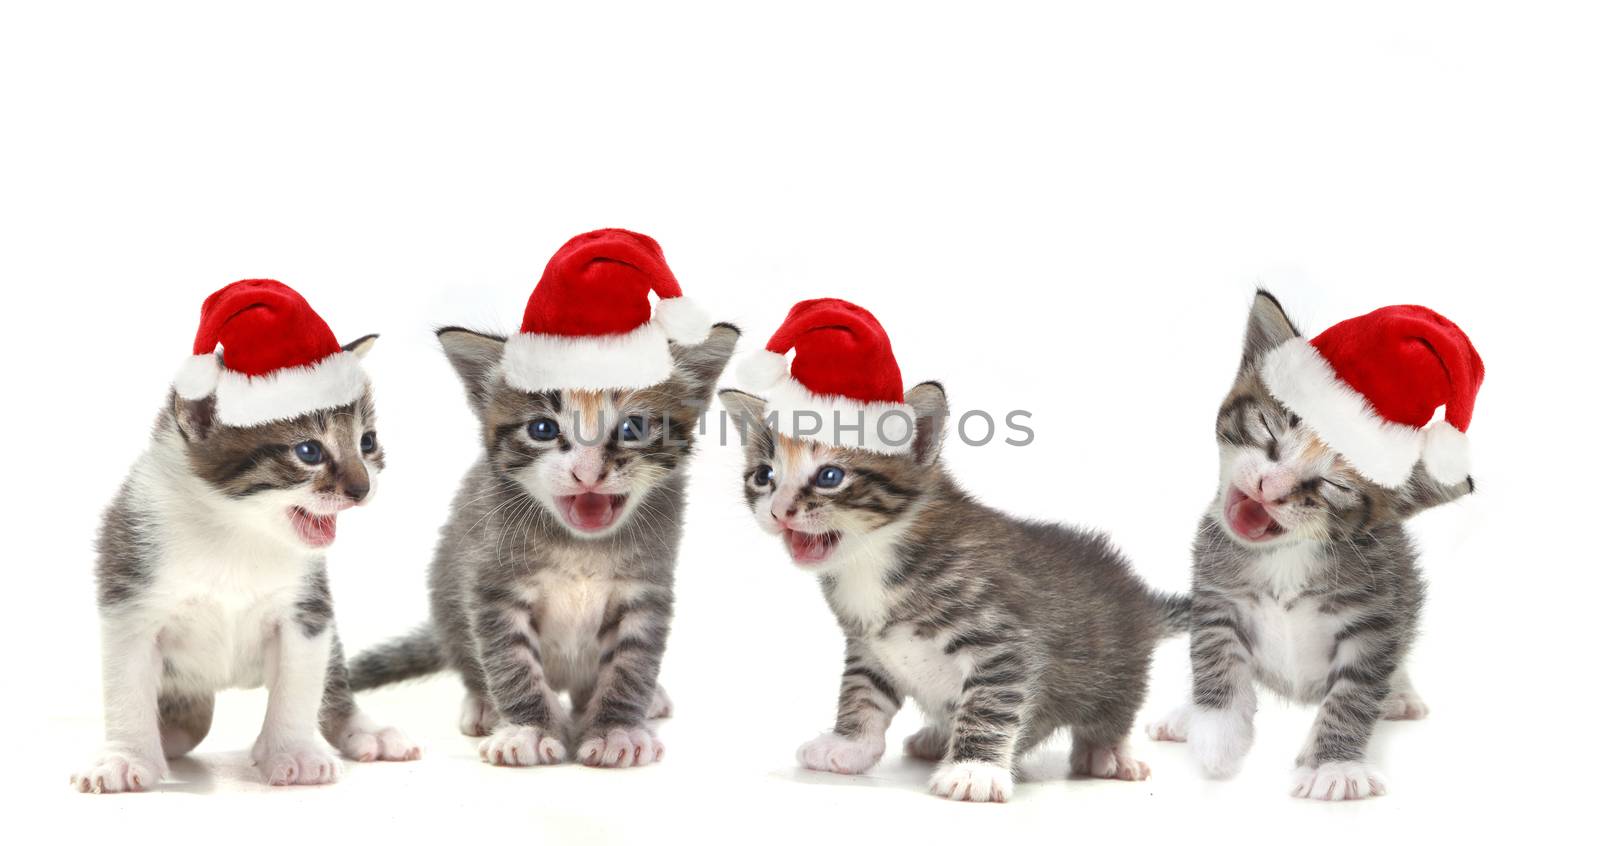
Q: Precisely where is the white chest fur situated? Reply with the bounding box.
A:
[868,625,966,715]
[1241,544,1346,702]
[528,547,626,692]
[140,515,313,693]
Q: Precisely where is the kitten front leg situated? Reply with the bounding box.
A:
[471,591,566,766]
[1184,590,1257,778]
[929,648,1035,803]
[253,621,342,786]
[72,617,165,793]
[575,586,673,768]
[798,639,901,775]
[1289,630,1402,801]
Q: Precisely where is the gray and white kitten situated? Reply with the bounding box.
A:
[73,336,417,794]
[718,383,1189,803]
[1145,291,1473,801]
[348,324,737,768]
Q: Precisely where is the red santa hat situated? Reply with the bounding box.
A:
[500,229,711,393]
[737,298,915,454]
[173,279,370,427]
[1261,304,1484,487]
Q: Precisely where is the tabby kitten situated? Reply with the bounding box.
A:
[73,337,416,794]
[718,383,1189,803]
[1146,291,1473,801]
[348,324,737,767]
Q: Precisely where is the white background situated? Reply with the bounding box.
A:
[3,2,1596,842]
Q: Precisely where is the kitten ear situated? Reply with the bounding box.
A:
[717,388,767,427]
[437,327,507,416]
[672,322,741,399]
[717,388,773,456]
[1239,289,1300,373]
[170,390,219,442]
[342,333,379,359]
[905,381,949,466]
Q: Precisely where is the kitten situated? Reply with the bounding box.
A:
[1145,291,1473,801]
[717,383,1189,803]
[73,337,416,794]
[348,324,737,767]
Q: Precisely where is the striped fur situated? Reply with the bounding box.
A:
[1147,291,1473,801]
[348,324,736,768]
[719,383,1187,802]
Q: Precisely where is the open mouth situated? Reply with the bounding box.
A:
[289,507,338,548]
[784,528,842,565]
[1224,486,1285,542]
[556,493,628,533]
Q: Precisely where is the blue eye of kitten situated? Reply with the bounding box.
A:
[294,441,326,465]
[528,418,560,441]
[752,465,774,486]
[816,465,845,488]
[620,415,648,442]
[360,432,377,454]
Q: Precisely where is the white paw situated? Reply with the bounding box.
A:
[1381,689,1430,721]
[647,686,674,720]
[337,725,421,763]
[1290,761,1388,801]
[71,749,165,794]
[478,724,565,767]
[903,725,949,762]
[254,741,341,786]
[1070,742,1152,781]
[577,725,663,768]
[929,760,1014,803]
[459,694,500,737]
[1187,708,1253,778]
[1146,703,1192,742]
[796,732,885,775]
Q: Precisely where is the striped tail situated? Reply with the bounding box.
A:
[348,626,446,691]
[1152,591,1192,638]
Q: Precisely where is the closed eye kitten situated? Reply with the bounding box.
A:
[348,324,737,768]
[1146,291,1476,801]
[718,383,1189,803]
[74,281,415,794]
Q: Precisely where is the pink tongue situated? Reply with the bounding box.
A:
[570,493,616,530]
[1228,497,1275,540]
[786,531,834,563]
[293,510,337,546]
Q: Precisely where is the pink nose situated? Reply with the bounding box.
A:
[1259,469,1297,504]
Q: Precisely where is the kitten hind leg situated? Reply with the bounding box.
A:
[1146,701,1193,742]
[1380,667,1429,721]
[459,690,500,737]
[158,691,214,759]
[1069,724,1151,782]
[320,634,420,762]
[330,708,422,763]
[904,721,950,762]
[647,685,673,720]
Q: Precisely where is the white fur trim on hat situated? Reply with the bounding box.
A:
[736,349,789,393]
[654,296,711,345]
[1260,339,1424,488]
[1421,422,1471,486]
[210,351,369,427]
[174,353,222,400]
[759,376,915,455]
[501,320,674,393]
